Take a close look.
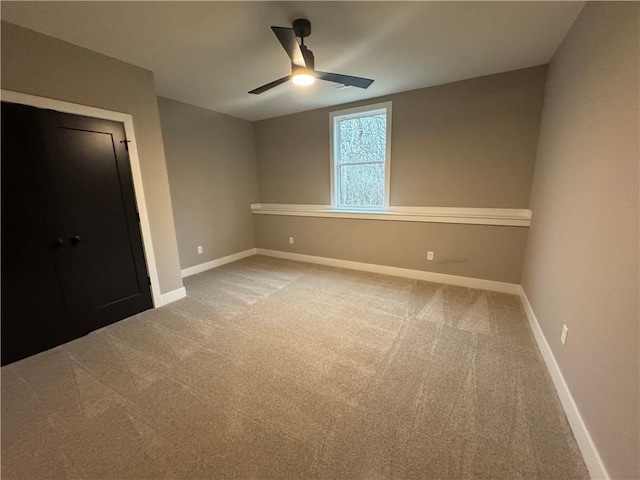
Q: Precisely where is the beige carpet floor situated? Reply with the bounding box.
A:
[1,255,588,479]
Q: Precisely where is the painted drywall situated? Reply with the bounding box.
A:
[254,66,546,207]
[254,215,528,284]
[253,67,546,282]
[521,3,639,479]
[0,21,183,295]
[158,97,258,271]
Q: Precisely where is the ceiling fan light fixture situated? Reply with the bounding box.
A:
[248,19,374,94]
[292,70,315,86]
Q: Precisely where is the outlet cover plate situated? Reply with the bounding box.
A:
[561,324,568,345]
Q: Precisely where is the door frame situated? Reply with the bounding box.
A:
[1,89,162,307]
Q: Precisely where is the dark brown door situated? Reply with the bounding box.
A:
[1,102,79,364]
[1,102,153,365]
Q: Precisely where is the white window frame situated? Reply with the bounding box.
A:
[329,101,392,211]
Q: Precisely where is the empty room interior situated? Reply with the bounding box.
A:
[1,1,638,479]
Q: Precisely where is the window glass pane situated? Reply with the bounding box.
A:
[339,163,384,207]
[338,113,386,164]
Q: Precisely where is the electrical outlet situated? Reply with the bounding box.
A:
[427,251,434,261]
[197,245,203,254]
[289,236,294,245]
[561,324,568,345]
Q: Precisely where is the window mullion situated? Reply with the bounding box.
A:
[338,161,384,167]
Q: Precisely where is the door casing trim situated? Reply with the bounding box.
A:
[1,89,162,307]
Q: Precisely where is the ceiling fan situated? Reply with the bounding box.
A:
[248,18,374,94]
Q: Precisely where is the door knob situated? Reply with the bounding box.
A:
[53,238,65,248]
[70,235,82,246]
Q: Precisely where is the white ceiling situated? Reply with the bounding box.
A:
[1,1,584,121]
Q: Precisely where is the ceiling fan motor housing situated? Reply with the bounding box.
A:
[292,18,311,38]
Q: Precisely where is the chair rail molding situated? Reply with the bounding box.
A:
[251,203,532,227]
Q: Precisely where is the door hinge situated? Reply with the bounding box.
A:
[148,276,151,286]
[120,139,131,151]
[136,212,140,222]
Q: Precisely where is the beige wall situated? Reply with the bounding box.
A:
[1,21,183,295]
[255,216,528,284]
[521,3,639,479]
[255,66,546,207]
[158,97,258,270]
[253,67,546,283]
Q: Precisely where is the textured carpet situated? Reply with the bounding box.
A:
[1,255,588,479]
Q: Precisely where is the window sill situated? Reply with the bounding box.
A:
[251,204,531,227]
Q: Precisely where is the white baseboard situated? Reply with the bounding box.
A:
[256,248,520,294]
[160,287,186,306]
[181,248,257,278]
[518,287,609,480]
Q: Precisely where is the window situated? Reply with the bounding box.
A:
[330,102,392,210]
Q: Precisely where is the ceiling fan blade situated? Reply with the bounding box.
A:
[271,26,306,67]
[248,76,291,94]
[316,71,374,89]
